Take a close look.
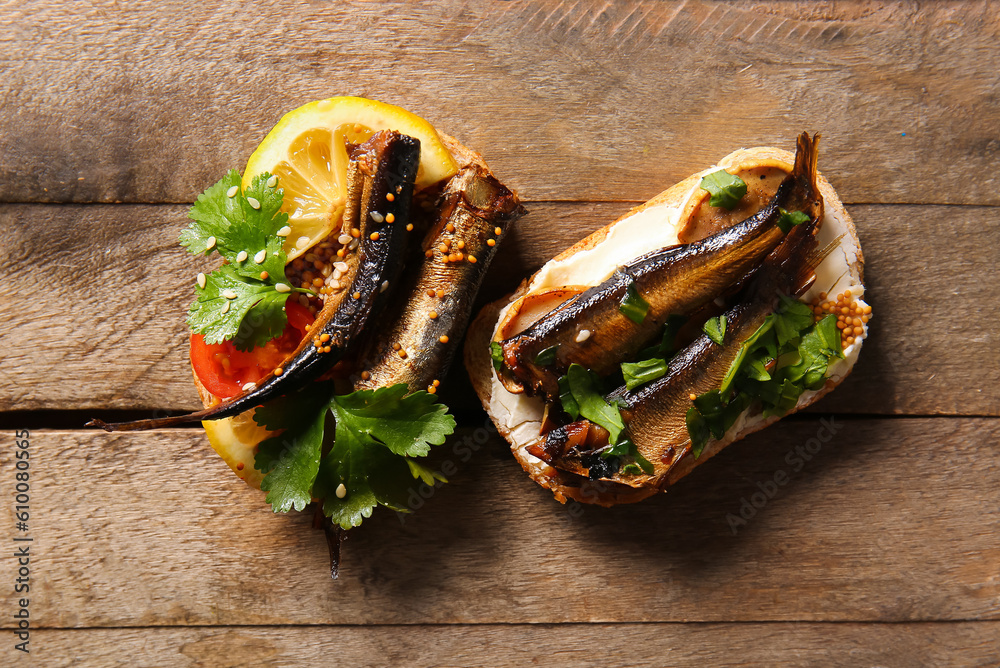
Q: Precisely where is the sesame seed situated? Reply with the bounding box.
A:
[275,283,291,293]
[222,289,237,299]
[334,261,349,273]
[370,232,380,241]
[254,249,267,264]
[296,236,311,250]
[205,236,216,250]
[439,335,449,344]
[260,271,269,280]
[236,250,248,262]
[276,226,291,237]
[266,175,278,188]
[196,273,206,289]
[336,483,347,499]
[246,196,261,210]
[333,269,343,280]
[380,280,390,293]
[221,301,230,314]
[370,211,384,223]
[349,239,359,251]
[338,234,353,245]
[575,329,592,343]
[329,280,341,290]
[241,382,256,391]
[226,185,238,198]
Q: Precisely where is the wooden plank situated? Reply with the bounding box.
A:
[10,622,1000,668]
[1,1,998,205]
[1,420,998,628]
[1,202,996,415]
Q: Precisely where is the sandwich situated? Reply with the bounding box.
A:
[89,97,526,573]
[465,133,868,507]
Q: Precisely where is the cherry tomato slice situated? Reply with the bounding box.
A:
[190,300,315,399]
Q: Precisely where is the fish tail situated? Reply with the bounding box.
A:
[753,213,832,299]
[791,132,824,222]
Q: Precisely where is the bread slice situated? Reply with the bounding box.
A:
[464,143,866,507]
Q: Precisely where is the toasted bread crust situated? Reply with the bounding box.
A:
[465,145,864,506]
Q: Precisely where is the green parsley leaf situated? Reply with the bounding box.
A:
[558,374,580,420]
[601,438,654,476]
[774,294,815,348]
[180,170,244,256]
[255,409,326,513]
[638,314,688,359]
[619,281,650,324]
[407,459,448,486]
[621,357,669,391]
[490,341,504,372]
[182,170,306,349]
[703,314,727,345]
[331,385,455,458]
[187,264,292,350]
[700,170,747,210]
[776,208,811,234]
[566,363,624,444]
[253,383,456,530]
[534,345,558,366]
[686,407,711,458]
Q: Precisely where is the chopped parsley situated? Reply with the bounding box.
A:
[253,383,456,530]
[565,363,624,444]
[534,345,558,366]
[621,357,669,391]
[776,208,811,233]
[182,170,311,351]
[619,280,650,324]
[700,170,747,209]
[687,299,843,457]
[490,341,504,372]
[703,314,727,345]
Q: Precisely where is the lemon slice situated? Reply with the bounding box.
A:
[202,412,272,489]
[244,96,459,260]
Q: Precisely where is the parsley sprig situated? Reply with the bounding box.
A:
[252,383,456,530]
[182,170,312,351]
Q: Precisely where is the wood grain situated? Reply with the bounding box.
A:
[2,420,998,628]
[2,202,996,415]
[1,1,998,205]
[11,622,1000,668]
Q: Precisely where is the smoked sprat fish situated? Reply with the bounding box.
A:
[498,133,822,401]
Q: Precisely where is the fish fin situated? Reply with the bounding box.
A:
[791,132,824,222]
[789,231,845,298]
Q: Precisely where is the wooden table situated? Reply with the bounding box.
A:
[2,1,998,665]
